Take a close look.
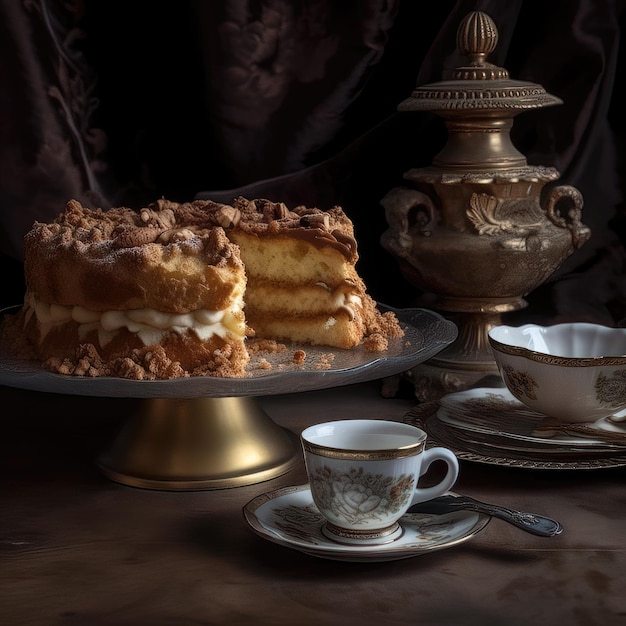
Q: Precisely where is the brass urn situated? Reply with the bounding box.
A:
[381,11,591,401]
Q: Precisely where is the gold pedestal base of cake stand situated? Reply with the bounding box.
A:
[97,396,300,490]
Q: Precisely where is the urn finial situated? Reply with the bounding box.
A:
[454,11,508,80]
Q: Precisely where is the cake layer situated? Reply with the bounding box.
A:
[246,314,366,350]
[243,281,363,317]
[228,229,359,284]
[24,201,246,313]
[21,313,249,378]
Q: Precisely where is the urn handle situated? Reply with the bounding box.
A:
[381,187,436,253]
[543,185,591,249]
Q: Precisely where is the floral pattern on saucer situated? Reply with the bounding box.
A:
[243,484,490,562]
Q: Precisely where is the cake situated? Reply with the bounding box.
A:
[3,196,404,379]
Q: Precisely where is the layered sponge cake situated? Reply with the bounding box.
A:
[4,196,403,379]
[226,198,385,349]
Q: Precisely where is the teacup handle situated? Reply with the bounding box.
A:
[411,447,459,505]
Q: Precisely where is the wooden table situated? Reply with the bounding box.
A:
[2,379,626,626]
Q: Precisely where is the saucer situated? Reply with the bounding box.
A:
[438,387,626,449]
[405,387,626,470]
[242,484,490,562]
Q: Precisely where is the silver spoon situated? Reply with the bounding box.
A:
[407,494,563,537]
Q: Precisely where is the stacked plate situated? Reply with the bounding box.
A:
[405,387,626,470]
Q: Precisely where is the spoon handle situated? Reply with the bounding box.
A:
[409,495,564,537]
[461,496,563,537]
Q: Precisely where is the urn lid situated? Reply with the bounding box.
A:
[399,11,562,114]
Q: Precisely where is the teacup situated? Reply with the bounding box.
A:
[300,419,459,545]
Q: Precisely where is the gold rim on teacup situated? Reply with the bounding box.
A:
[301,439,425,461]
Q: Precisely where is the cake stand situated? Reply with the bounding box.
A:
[0,306,457,490]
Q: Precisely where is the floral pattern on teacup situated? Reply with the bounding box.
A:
[596,370,626,406]
[309,466,415,525]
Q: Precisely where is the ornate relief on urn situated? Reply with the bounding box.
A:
[381,11,591,401]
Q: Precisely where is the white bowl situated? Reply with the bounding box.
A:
[488,323,626,423]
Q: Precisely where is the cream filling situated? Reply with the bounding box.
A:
[25,293,246,347]
[313,282,363,321]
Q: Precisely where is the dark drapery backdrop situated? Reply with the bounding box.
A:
[1,0,624,323]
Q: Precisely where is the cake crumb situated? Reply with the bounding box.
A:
[292,349,306,365]
[248,339,287,354]
[314,352,335,370]
[363,333,388,351]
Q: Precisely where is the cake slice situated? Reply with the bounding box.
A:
[224,197,400,350]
